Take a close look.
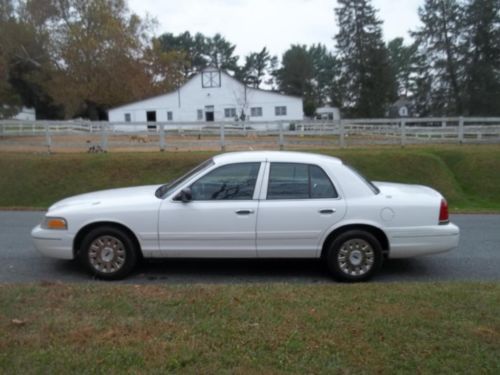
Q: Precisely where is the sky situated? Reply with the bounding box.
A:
[128,0,424,59]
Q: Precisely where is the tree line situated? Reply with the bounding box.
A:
[0,0,499,120]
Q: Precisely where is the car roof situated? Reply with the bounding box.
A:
[212,151,343,165]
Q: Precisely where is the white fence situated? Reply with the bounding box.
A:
[0,117,499,153]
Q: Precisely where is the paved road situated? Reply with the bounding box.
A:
[1,211,499,283]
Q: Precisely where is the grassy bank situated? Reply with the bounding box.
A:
[0,283,498,373]
[0,145,499,211]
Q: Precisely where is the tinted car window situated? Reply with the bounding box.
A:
[310,165,338,198]
[267,163,338,200]
[190,163,260,200]
[267,163,309,199]
[157,158,214,198]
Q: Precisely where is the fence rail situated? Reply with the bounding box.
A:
[1,117,499,153]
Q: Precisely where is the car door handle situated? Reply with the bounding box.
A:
[235,209,255,215]
[319,209,336,214]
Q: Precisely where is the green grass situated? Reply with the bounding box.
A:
[0,283,498,373]
[0,145,499,211]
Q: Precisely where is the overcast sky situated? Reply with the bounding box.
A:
[128,0,424,59]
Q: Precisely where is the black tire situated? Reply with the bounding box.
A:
[326,230,383,282]
[79,226,138,280]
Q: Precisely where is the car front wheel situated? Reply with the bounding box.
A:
[79,226,138,280]
[326,230,383,282]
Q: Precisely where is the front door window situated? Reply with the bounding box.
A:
[190,163,260,200]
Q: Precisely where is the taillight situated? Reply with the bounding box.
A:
[439,199,449,224]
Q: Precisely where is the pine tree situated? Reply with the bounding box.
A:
[334,0,396,117]
[276,44,339,116]
[275,45,314,98]
[387,38,419,97]
[463,0,500,115]
[308,44,339,109]
[237,47,277,88]
[412,0,466,115]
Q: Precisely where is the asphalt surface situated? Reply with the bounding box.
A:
[0,211,499,283]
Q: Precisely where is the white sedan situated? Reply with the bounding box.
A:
[32,151,460,282]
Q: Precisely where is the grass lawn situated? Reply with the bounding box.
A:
[0,145,499,211]
[0,282,498,373]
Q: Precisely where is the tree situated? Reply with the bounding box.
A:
[144,39,190,92]
[275,44,340,116]
[334,0,397,117]
[155,32,240,77]
[308,44,340,110]
[412,0,466,116]
[0,1,21,118]
[205,33,239,73]
[43,0,156,119]
[237,47,277,88]
[387,38,419,97]
[463,0,500,115]
[0,0,63,119]
[275,45,315,115]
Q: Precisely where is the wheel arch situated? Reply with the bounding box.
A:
[320,224,390,258]
[73,221,143,259]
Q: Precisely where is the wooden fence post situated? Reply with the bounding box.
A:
[45,122,52,153]
[458,116,464,144]
[100,123,108,152]
[278,122,284,150]
[401,119,406,147]
[159,123,166,152]
[339,119,346,148]
[220,123,226,151]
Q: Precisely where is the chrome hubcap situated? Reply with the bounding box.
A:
[338,239,374,276]
[88,235,126,273]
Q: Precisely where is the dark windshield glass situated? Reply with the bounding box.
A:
[155,158,215,198]
[344,164,380,194]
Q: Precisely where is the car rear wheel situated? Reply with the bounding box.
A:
[326,230,383,282]
[79,226,138,280]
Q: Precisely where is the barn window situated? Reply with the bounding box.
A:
[124,113,131,122]
[202,71,221,88]
[197,109,203,120]
[167,111,173,121]
[275,106,287,116]
[251,107,263,117]
[224,108,237,118]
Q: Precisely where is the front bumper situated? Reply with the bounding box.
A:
[31,225,75,260]
[387,222,460,258]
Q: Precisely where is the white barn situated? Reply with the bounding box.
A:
[108,68,303,129]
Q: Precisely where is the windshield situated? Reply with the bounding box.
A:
[344,164,380,195]
[155,158,215,198]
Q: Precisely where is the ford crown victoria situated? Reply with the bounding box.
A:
[32,151,460,281]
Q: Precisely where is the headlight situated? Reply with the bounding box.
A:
[42,217,68,230]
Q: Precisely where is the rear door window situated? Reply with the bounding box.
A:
[267,163,338,199]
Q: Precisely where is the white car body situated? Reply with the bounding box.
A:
[32,151,459,279]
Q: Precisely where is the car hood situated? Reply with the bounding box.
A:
[48,185,162,212]
[373,181,442,199]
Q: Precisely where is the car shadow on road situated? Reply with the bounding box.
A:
[130,257,442,283]
[48,257,441,283]
[133,258,332,283]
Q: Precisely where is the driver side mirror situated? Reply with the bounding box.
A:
[176,187,192,203]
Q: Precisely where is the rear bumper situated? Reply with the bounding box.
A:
[31,225,75,260]
[387,222,460,258]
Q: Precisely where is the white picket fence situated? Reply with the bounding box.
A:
[0,117,499,152]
